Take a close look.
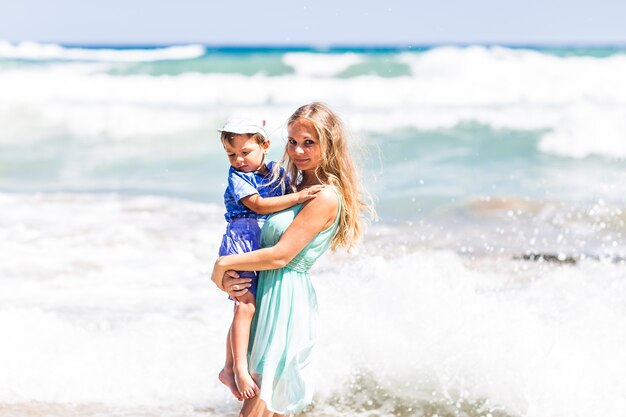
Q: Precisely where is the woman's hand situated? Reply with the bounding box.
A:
[211,257,252,296]
[222,270,252,298]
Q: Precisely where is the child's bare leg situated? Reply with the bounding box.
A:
[219,325,242,400]
[232,291,259,399]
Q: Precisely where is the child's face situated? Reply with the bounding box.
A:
[223,134,269,172]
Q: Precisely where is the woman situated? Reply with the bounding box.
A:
[211,102,373,416]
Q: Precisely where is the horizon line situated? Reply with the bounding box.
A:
[3,39,626,49]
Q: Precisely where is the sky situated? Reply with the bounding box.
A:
[1,0,626,45]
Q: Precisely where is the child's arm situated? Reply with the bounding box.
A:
[240,185,325,215]
[212,187,339,292]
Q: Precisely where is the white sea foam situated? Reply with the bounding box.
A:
[283,52,363,77]
[0,193,231,409]
[538,102,626,158]
[1,46,626,157]
[315,251,626,417]
[1,193,625,416]
[0,41,205,62]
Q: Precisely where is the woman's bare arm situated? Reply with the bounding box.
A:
[211,187,338,290]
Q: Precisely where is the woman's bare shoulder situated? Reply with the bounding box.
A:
[300,186,339,219]
[313,186,340,206]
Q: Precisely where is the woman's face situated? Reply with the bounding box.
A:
[287,119,322,174]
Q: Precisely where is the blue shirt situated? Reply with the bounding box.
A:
[223,161,291,222]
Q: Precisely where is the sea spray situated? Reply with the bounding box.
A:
[1,194,624,416]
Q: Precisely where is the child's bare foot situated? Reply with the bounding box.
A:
[218,367,242,401]
[234,366,259,399]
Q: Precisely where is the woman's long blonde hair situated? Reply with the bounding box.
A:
[281,102,375,251]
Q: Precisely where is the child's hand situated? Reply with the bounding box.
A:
[296,185,325,203]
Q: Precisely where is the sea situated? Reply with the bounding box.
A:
[0,41,625,417]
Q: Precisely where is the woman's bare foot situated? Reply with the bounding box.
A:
[234,366,260,399]
[218,367,242,401]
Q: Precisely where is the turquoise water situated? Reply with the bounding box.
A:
[95,45,626,77]
[1,41,626,256]
[103,50,414,78]
[2,120,624,218]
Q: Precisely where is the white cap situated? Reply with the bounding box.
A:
[217,116,268,140]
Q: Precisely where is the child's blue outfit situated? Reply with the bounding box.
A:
[219,161,289,297]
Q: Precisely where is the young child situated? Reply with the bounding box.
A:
[213,116,323,401]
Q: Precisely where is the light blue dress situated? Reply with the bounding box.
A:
[248,190,341,415]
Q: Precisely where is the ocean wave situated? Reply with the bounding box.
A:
[282,52,363,77]
[538,102,626,158]
[0,41,205,62]
[1,45,626,157]
[315,250,626,417]
[1,193,625,416]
